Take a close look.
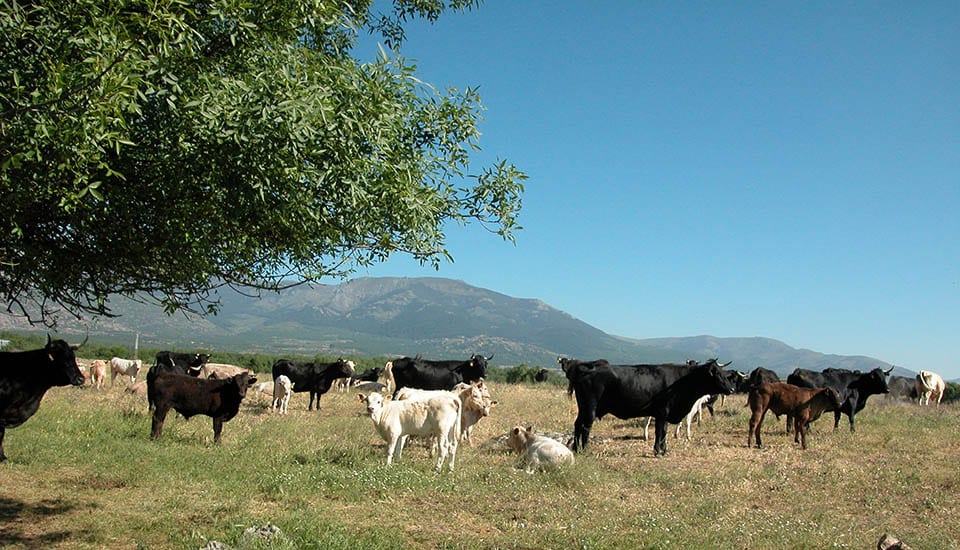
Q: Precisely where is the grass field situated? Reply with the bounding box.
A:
[1,376,957,549]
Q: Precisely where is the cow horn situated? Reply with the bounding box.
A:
[47,333,52,346]
[71,331,90,350]
[720,361,733,367]
[884,366,894,375]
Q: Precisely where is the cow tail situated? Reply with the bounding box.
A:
[453,397,463,446]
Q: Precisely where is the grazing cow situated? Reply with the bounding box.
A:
[0,335,87,461]
[534,369,549,383]
[885,375,918,403]
[150,371,257,443]
[786,367,892,432]
[358,391,461,471]
[336,366,383,393]
[110,357,143,386]
[389,354,491,395]
[125,381,148,399]
[748,367,781,387]
[253,380,275,397]
[507,426,575,473]
[562,358,735,455]
[915,370,946,407]
[89,359,108,390]
[271,358,355,411]
[748,382,843,449]
[673,393,715,440]
[201,363,254,380]
[272,375,293,415]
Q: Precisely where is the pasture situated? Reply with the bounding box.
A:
[1,376,958,549]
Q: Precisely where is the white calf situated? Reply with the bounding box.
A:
[383,361,395,394]
[273,375,293,414]
[110,357,143,386]
[674,394,713,440]
[507,426,575,473]
[358,392,461,471]
[395,382,492,447]
[916,370,946,407]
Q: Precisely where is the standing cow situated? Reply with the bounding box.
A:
[915,370,946,407]
[150,371,257,443]
[110,357,143,386]
[272,358,355,411]
[786,367,892,432]
[0,335,87,461]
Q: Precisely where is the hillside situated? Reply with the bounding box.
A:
[0,277,907,376]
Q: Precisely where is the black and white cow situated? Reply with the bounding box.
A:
[561,357,735,456]
[0,335,86,461]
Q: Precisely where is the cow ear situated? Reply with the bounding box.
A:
[357,393,365,402]
[526,426,535,434]
[512,427,521,435]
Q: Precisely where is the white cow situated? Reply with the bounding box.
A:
[201,363,255,380]
[358,391,461,471]
[273,375,294,415]
[506,426,575,473]
[916,370,946,407]
[110,357,143,386]
[674,394,714,440]
[396,382,493,448]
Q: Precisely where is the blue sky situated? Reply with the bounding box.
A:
[356,2,959,378]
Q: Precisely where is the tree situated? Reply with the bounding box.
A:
[0,0,525,325]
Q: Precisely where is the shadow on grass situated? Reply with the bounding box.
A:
[0,496,80,547]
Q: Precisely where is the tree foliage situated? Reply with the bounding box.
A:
[0,0,525,325]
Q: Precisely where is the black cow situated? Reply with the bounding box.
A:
[0,335,86,461]
[748,367,781,387]
[786,366,892,432]
[389,354,490,395]
[885,375,918,403]
[147,351,209,410]
[562,357,735,456]
[534,368,549,383]
[150,371,257,443]
[272,358,355,411]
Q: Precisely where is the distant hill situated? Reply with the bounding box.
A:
[0,277,909,377]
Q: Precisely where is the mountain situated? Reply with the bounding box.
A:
[0,277,908,377]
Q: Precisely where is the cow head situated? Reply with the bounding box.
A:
[359,392,385,416]
[469,354,491,375]
[45,334,86,387]
[860,368,891,394]
[824,387,844,411]
[231,372,257,398]
[704,362,736,395]
[335,358,356,378]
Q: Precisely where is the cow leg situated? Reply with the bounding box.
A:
[749,408,767,448]
[385,436,399,465]
[642,417,652,440]
[572,410,595,452]
[308,391,315,411]
[151,406,170,440]
[846,412,855,433]
[785,413,793,434]
[832,409,842,431]
[0,427,6,462]
[395,435,408,461]
[653,418,668,456]
[212,417,223,444]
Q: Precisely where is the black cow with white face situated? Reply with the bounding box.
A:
[0,335,87,461]
[786,366,892,432]
[562,357,735,456]
[389,354,490,395]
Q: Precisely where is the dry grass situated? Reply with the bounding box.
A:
[1,377,958,549]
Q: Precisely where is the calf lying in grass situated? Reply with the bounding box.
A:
[506,426,575,473]
[748,382,843,449]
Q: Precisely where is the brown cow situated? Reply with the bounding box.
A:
[150,371,257,443]
[748,382,842,449]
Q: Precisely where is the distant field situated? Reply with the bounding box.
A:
[1,377,957,549]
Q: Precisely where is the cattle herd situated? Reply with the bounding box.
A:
[0,337,953,471]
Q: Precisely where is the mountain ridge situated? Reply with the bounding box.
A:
[0,277,911,378]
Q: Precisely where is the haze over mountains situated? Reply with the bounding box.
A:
[1,277,910,377]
